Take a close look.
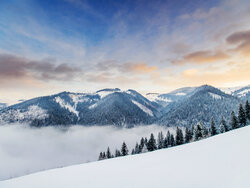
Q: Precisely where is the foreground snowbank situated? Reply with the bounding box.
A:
[1,126,250,188]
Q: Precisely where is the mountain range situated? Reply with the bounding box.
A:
[0,84,249,127]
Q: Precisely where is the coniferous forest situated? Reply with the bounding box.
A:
[98,100,250,160]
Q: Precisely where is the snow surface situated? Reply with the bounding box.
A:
[146,93,172,103]
[55,96,79,117]
[175,92,186,96]
[209,92,222,100]
[2,126,250,188]
[237,89,250,97]
[131,100,153,116]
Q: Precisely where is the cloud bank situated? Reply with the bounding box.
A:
[0,124,176,180]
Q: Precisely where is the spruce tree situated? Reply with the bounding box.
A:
[106,147,111,159]
[115,149,121,157]
[135,142,140,154]
[141,144,148,153]
[163,137,168,148]
[166,131,171,147]
[185,127,192,143]
[210,117,217,136]
[245,100,250,122]
[170,134,175,147]
[121,142,129,156]
[175,127,184,145]
[131,149,135,155]
[98,152,103,160]
[230,111,239,129]
[195,122,203,140]
[139,137,145,153]
[147,133,157,151]
[220,116,228,133]
[157,131,164,149]
[238,103,246,127]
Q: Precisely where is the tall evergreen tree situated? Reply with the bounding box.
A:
[147,133,157,151]
[185,127,192,143]
[230,111,239,129]
[175,127,184,145]
[166,131,171,147]
[131,149,135,155]
[139,137,145,153]
[238,103,246,127]
[98,152,103,160]
[134,142,140,154]
[115,149,121,157]
[163,137,168,148]
[195,122,203,140]
[121,142,129,156]
[170,134,175,147]
[220,116,228,133]
[157,131,164,149]
[210,117,217,136]
[106,147,112,159]
[245,100,250,122]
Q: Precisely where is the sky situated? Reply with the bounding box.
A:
[0,0,250,104]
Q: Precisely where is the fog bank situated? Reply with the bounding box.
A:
[0,124,176,180]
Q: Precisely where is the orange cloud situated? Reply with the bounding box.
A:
[124,62,158,73]
[174,50,229,65]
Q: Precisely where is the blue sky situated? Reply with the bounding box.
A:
[0,0,250,104]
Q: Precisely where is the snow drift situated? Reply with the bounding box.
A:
[1,125,250,188]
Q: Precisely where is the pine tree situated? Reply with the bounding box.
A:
[106,147,111,159]
[166,131,171,147]
[185,127,192,143]
[115,149,121,157]
[131,149,135,155]
[163,137,168,148]
[230,111,239,129]
[175,127,184,145]
[121,142,129,156]
[98,152,103,160]
[220,116,227,133]
[147,133,157,151]
[141,144,148,153]
[139,137,145,153]
[195,122,203,140]
[210,117,217,136]
[134,142,140,154]
[157,131,164,149]
[245,100,250,122]
[102,152,106,159]
[238,103,246,127]
[170,134,175,147]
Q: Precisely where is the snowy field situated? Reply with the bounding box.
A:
[1,125,250,188]
[0,124,176,180]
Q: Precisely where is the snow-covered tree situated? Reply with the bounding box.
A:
[170,134,175,147]
[106,147,112,159]
[175,127,184,145]
[245,100,250,122]
[238,103,246,127]
[195,121,204,140]
[185,127,192,143]
[121,142,129,156]
[134,142,140,154]
[147,133,157,151]
[220,116,228,133]
[98,152,104,160]
[210,117,217,136]
[115,149,121,157]
[230,111,239,129]
[157,131,164,149]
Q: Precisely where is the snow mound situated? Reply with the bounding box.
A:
[2,126,250,188]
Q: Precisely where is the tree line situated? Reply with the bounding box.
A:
[98,100,250,160]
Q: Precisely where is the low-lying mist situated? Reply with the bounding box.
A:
[0,124,177,180]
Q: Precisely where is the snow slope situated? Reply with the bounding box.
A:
[1,126,250,188]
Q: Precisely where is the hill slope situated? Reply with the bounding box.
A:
[2,126,250,188]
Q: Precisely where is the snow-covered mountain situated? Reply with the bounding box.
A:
[2,126,249,188]
[0,103,7,110]
[0,89,160,127]
[0,84,249,127]
[157,85,242,126]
